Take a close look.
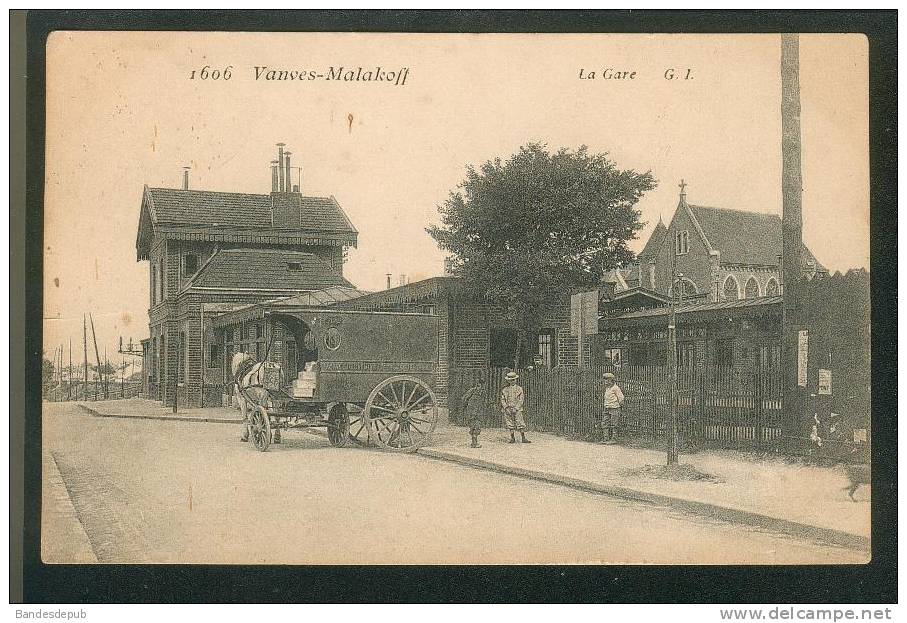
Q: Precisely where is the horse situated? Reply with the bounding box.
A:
[231,352,283,443]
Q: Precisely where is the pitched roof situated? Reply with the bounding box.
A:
[639,218,667,258]
[185,249,353,293]
[688,205,825,270]
[146,187,357,233]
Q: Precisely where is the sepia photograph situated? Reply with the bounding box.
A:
[34,27,876,571]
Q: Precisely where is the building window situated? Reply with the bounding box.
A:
[208,344,221,368]
[677,342,696,368]
[765,278,779,297]
[672,277,698,300]
[151,337,157,380]
[159,258,165,302]
[723,275,740,301]
[715,339,734,367]
[744,277,760,299]
[758,343,781,371]
[184,253,199,276]
[536,330,556,367]
[600,347,622,368]
[675,230,690,255]
[287,262,302,271]
[151,266,157,305]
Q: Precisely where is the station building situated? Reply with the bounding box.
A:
[136,145,358,407]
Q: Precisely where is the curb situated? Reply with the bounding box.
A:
[417,447,870,552]
[77,404,243,425]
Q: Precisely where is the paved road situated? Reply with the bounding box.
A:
[43,402,862,564]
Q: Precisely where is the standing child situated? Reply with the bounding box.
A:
[601,372,625,444]
[462,377,487,448]
[501,371,530,444]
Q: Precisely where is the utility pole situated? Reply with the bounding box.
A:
[83,315,89,401]
[89,313,103,401]
[667,251,680,465]
[781,34,805,448]
[68,340,72,401]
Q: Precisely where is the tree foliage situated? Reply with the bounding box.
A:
[428,143,656,331]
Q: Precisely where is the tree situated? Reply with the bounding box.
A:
[42,356,55,392]
[427,143,656,367]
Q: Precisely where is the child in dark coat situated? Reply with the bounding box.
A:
[462,377,487,448]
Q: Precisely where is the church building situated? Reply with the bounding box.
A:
[630,181,826,302]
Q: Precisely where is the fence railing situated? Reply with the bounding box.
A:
[450,365,786,452]
[43,380,144,402]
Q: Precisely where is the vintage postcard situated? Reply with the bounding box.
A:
[40,31,870,566]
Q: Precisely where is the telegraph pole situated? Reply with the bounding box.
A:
[89,313,103,401]
[83,315,89,401]
[667,251,680,465]
[781,34,805,448]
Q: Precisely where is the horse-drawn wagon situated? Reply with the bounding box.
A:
[214,306,440,453]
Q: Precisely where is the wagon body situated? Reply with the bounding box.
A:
[276,309,439,403]
[215,305,441,452]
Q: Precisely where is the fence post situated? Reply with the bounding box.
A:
[755,371,764,452]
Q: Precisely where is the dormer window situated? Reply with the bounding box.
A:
[675,230,690,255]
[287,262,302,271]
[183,253,199,277]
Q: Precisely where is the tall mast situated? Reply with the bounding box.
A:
[89,313,103,401]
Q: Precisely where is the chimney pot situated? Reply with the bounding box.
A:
[182,166,190,190]
[276,143,286,192]
[386,274,392,290]
[271,160,280,193]
[284,151,292,194]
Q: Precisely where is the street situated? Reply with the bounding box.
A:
[42,402,863,565]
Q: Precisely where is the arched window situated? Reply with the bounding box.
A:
[744,277,760,299]
[671,277,698,300]
[765,278,779,296]
[723,275,740,301]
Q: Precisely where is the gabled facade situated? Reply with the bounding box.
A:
[136,145,359,407]
[633,186,827,302]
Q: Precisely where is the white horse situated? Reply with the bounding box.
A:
[231,352,282,443]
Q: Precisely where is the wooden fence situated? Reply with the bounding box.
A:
[450,364,785,452]
[43,380,144,402]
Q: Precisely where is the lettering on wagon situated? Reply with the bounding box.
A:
[321,361,435,374]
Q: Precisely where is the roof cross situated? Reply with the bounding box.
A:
[678,179,687,197]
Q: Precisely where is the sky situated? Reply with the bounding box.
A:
[42,32,869,365]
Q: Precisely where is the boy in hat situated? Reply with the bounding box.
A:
[501,371,530,443]
[601,372,625,444]
[461,376,487,448]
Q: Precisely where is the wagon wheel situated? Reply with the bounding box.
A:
[327,403,350,448]
[249,406,272,452]
[364,375,438,452]
[345,405,370,446]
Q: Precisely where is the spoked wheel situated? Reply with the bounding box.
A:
[345,405,370,447]
[249,406,272,452]
[364,375,438,452]
[327,403,350,447]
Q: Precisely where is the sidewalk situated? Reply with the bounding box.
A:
[77,398,244,423]
[42,450,98,563]
[423,426,870,549]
